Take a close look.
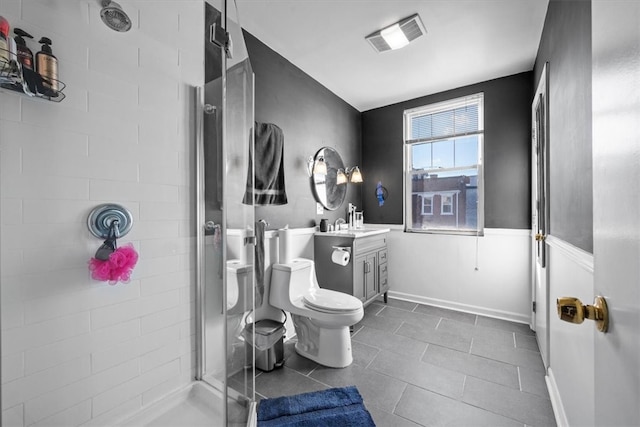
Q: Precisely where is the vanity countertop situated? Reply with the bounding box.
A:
[314,228,390,238]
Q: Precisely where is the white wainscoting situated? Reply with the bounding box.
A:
[546,235,594,427]
[380,227,532,324]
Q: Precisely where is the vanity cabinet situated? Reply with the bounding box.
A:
[314,230,389,307]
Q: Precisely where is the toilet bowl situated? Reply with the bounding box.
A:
[227,260,252,315]
[269,258,363,368]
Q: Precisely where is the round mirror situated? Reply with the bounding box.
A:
[311,147,346,211]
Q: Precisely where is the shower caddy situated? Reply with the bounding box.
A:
[0,47,65,102]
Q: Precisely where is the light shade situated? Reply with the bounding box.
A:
[380,24,409,50]
[365,14,426,53]
[336,169,348,185]
[313,157,327,175]
[350,167,363,183]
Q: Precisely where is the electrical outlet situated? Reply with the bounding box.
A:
[316,203,324,215]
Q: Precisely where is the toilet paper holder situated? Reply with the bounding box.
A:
[331,245,351,254]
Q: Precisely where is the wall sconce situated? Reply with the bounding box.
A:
[307,155,327,176]
[337,166,363,185]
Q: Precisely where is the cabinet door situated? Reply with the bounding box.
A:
[364,253,377,300]
[378,249,388,294]
[353,254,366,301]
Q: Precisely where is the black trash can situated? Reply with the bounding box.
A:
[243,319,285,371]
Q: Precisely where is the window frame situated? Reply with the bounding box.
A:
[403,93,485,236]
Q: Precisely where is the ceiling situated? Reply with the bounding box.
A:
[234,0,549,112]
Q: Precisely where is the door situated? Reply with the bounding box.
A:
[592,2,640,425]
[531,63,550,368]
[364,253,377,301]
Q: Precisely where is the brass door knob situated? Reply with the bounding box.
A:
[557,296,609,333]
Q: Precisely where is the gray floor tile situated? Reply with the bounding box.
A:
[471,341,545,373]
[357,307,404,333]
[423,344,520,389]
[281,348,320,375]
[384,298,419,311]
[476,315,535,336]
[254,366,327,398]
[309,363,407,414]
[519,366,550,399]
[515,333,540,352]
[396,384,524,427]
[368,350,465,400]
[367,405,421,427]
[414,304,478,324]
[353,325,428,359]
[256,302,552,427]
[398,321,472,353]
[436,317,476,340]
[472,324,517,349]
[376,305,441,328]
[351,340,379,368]
[463,376,556,426]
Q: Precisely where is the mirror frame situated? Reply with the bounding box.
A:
[310,147,347,210]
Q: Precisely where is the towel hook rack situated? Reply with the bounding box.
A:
[87,203,133,239]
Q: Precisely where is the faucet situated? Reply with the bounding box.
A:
[335,218,346,229]
[348,203,356,228]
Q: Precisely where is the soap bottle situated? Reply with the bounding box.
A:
[0,16,9,65]
[14,28,34,70]
[35,36,58,93]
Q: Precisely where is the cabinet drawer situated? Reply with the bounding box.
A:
[378,249,387,263]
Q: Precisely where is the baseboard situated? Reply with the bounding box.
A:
[387,291,531,325]
[546,368,569,427]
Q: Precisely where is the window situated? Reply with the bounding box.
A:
[421,195,433,215]
[404,93,484,234]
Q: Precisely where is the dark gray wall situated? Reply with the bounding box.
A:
[244,31,362,229]
[534,0,592,253]
[361,72,533,229]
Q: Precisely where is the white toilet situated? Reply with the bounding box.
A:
[227,260,252,315]
[270,258,364,368]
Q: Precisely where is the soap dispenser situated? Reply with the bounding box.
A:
[35,36,58,93]
[14,28,34,70]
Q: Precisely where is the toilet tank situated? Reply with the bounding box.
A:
[271,259,316,303]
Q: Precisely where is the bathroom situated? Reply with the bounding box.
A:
[2,0,639,426]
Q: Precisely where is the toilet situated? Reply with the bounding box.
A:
[269,258,364,368]
[227,260,252,315]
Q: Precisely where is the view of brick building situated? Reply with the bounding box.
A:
[410,174,477,230]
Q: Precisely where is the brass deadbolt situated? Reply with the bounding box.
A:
[535,233,546,241]
[557,296,609,333]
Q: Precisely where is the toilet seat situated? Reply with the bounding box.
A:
[302,288,361,313]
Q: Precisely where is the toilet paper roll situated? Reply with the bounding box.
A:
[279,228,293,264]
[331,249,350,266]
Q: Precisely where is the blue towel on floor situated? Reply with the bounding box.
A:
[258,386,364,421]
[258,403,376,427]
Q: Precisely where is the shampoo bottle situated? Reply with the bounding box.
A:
[36,36,58,93]
[0,16,9,65]
[14,28,34,70]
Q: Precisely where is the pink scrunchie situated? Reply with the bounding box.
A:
[89,243,139,285]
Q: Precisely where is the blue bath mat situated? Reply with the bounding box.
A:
[257,386,375,427]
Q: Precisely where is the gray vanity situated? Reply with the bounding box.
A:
[314,228,390,307]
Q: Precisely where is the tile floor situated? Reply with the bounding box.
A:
[254,298,557,427]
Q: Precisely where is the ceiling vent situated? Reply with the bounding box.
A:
[365,14,426,53]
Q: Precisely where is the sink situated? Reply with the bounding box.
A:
[315,228,390,238]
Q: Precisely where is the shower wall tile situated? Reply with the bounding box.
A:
[1,0,203,425]
[1,352,24,384]
[30,400,92,427]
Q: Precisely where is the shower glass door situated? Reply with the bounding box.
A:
[198,0,255,425]
[224,0,256,424]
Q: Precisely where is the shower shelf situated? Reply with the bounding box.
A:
[0,54,66,102]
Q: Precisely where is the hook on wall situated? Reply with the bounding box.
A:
[87,203,133,239]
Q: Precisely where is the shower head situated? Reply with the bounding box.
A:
[100,0,132,32]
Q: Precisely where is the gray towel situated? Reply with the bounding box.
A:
[254,220,266,307]
[243,122,288,205]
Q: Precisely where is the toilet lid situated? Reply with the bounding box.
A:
[303,289,362,313]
